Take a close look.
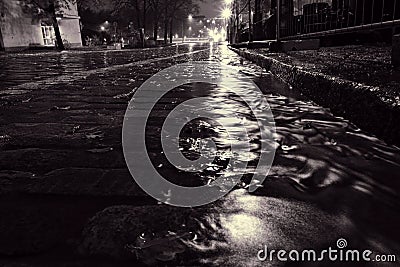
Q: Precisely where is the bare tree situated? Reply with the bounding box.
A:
[112,0,151,33]
[149,0,162,40]
[160,0,200,44]
[108,0,201,44]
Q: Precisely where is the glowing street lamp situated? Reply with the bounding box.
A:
[100,26,106,31]
[188,14,193,21]
[222,8,232,19]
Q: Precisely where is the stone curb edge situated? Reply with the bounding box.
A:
[230,47,400,147]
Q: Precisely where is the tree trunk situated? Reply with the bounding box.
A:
[139,28,145,48]
[135,1,142,29]
[248,0,252,42]
[163,3,170,45]
[169,18,173,44]
[164,19,168,44]
[151,0,160,41]
[143,0,147,35]
[0,25,4,51]
[49,3,65,50]
[137,14,141,29]
[153,20,159,41]
[254,0,262,40]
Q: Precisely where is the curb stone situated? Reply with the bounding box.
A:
[230,47,400,147]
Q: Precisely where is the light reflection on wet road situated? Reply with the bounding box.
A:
[135,45,400,266]
[0,43,399,266]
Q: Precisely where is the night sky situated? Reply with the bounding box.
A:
[199,0,222,18]
[99,0,224,18]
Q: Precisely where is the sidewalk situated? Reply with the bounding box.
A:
[230,45,400,146]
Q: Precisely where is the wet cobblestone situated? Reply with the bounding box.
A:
[0,44,399,266]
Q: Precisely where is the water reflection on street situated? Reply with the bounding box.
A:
[139,43,400,266]
[0,42,399,266]
[0,45,204,88]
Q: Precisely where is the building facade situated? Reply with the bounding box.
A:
[0,0,82,51]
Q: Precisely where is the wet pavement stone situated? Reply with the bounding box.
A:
[0,45,217,261]
[0,44,399,266]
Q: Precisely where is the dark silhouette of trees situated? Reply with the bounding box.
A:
[18,0,201,49]
[111,0,201,43]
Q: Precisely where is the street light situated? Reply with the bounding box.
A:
[181,15,194,43]
[100,26,105,31]
[222,0,234,43]
[222,8,232,19]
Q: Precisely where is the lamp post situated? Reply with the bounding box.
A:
[222,8,232,42]
[181,15,193,43]
[100,26,105,42]
[276,0,280,41]
[223,0,233,43]
[235,0,240,43]
[248,0,252,42]
[181,21,184,43]
[113,21,118,43]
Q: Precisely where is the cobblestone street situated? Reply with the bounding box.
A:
[0,43,399,266]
